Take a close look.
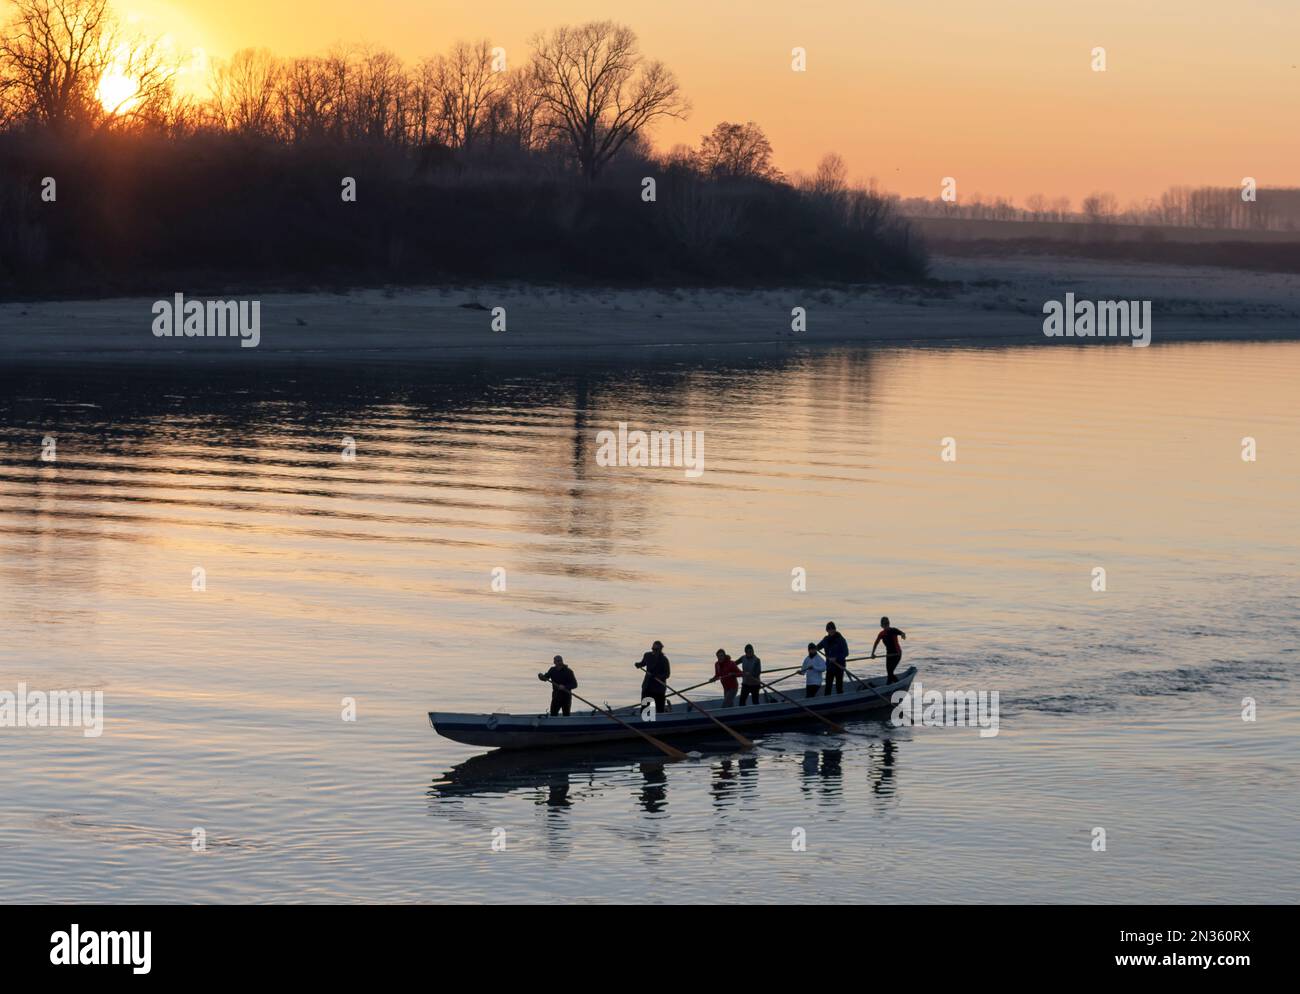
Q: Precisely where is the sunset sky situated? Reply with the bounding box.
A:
[115,0,1299,204]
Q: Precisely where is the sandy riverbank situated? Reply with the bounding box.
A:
[2,255,1298,364]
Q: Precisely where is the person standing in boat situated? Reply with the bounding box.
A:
[816,622,849,695]
[538,655,578,716]
[737,644,763,706]
[636,640,671,716]
[710,648,742,707]
[871,617,907,682]
[800,642,826,698]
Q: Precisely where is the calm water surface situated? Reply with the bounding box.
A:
[1,341,1297,903]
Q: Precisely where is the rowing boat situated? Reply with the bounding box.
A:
[429,666,916,749]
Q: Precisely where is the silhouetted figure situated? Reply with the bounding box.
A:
[737,644,763,706]
[538,655,578,716]
[711,648,741,707]
[872,617,907,681]
[635,640,671,715]
[800,642,826,698]
[816,621,849,695]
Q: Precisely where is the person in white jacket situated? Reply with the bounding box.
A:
[799,643,826,698]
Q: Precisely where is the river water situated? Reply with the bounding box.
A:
[1,340,1297,902]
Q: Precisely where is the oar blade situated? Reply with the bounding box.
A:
[761,680,847,734]
[644,734,690,762]
[554,679,690,762]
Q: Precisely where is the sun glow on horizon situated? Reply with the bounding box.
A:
[76,0,1300,198]
[96,64,142,115]
[106,2,212,108]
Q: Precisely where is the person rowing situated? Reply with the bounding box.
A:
[537,655,578,716]
[815,621,849,695]
[871,617,907,682]
[799,642,826,698]
[635,640,671,716]
[737,643,763,706]
[709,648,742,707]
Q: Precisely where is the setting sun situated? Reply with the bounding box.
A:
[96,66,141,114]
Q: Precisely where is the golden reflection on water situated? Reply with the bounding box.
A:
[1,342,1297,711]
[0,342,1298,902]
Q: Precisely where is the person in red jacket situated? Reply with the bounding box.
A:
[710,648,742,707]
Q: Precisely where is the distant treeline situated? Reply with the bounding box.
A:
[930,236,1300,275]
[0,2,925,296]
[900,186,1300,232]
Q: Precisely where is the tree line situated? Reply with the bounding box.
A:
[0,0,803,185]
[901,186,1300,232]
[0,0,927,296]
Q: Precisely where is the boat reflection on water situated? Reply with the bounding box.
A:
[794,739,900,799]
[872,739,900,796]
[428,722,910,814]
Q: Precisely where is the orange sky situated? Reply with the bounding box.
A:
[118,0,1300,204]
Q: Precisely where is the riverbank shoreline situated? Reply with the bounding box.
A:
[3,255,1298,365]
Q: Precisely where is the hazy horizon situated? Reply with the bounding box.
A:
[102,0,1300,204]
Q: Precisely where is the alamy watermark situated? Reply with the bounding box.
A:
[891,680,999,737]
[50,925,150,974]
[1043,292,1151,347]
[595,422,705,478]
[152,293,261,348]
[0,684,103,737]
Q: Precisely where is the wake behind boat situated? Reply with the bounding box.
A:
[430,666,916,750]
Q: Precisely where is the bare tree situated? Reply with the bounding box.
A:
[695,121,780,181]
[1081,190,1118,222]
[530,21,688,180]
[489,65,545,152]
[346,48,406,143]
[0,0,110,127]
[808,152,847,197]
[208,48,281,136]
[316,48,354,139]
[0,0,170,130]
[425,40,501,151]
[406,56,442,146]
[97,35,176,129]
[277,56,337,142]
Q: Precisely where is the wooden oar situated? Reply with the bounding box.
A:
[676,666,801,697]
[543,678,688,762]
[608,667,803,714]
[830,646,910,705]
[817,648,860,690]
[843,663,899,708]
[758,678,847,734]
[654,677,754,750]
